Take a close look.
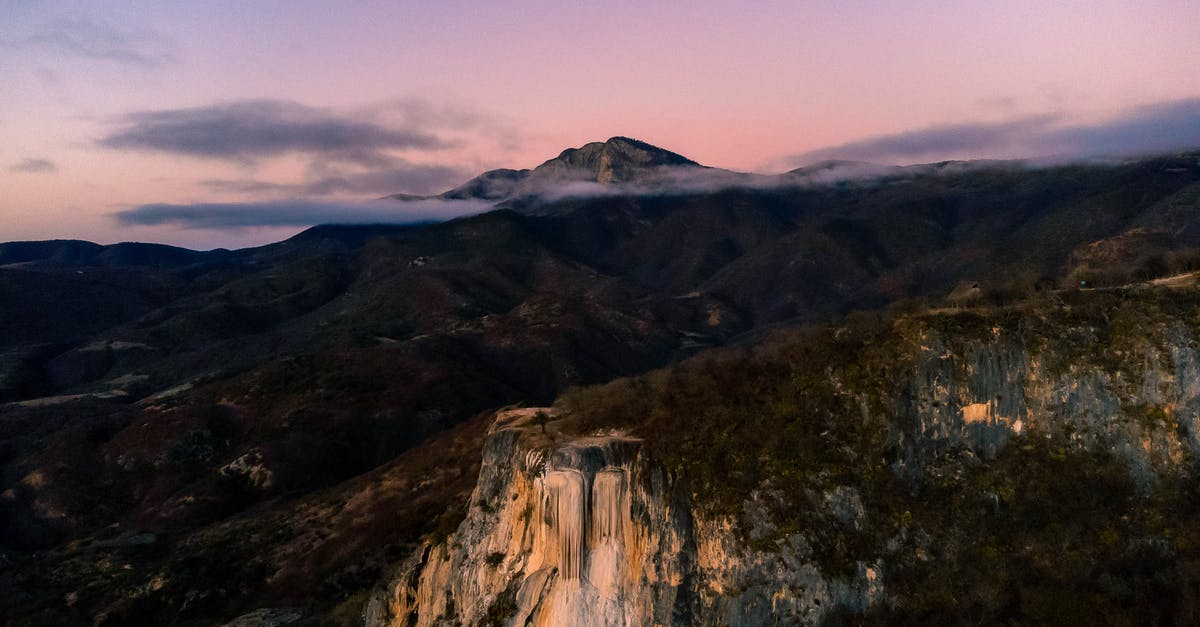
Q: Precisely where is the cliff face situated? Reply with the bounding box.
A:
[365,408,881,626]
[898,315,1200,486]
[368,292,1200,625]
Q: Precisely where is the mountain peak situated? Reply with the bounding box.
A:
[539,136,700,184]
[433,137,703,201]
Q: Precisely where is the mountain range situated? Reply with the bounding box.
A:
[3,138,1200,625]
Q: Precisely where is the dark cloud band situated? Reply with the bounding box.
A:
[98,100,453,165]
[201,161,469,197]
[9,158,58,173]
[6,18,175,67]
[788,98,1200,167]
[112,199,492,229]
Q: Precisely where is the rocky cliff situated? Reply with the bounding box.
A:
[367,287,1200,625]
[365,408,882,626]
[898,313,1200,486]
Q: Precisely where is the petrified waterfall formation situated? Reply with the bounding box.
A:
[542,469,587,582]
[533,452,639,626]
[541,466,631,588]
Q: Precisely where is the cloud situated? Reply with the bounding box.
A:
[202,160,470,197]
[8,158,57,173]
[98,100,453,165]
[487,163,894,202]
[788,115,1060,165]
[784,98,1200,167]
[1049,99,1200,157]
[112,199,493,229]
[367,97,525,153]
[96,98,523,199]
[529,166,756,200]
[5,18,175,67]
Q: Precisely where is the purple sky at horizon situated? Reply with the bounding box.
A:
[2,0,1199,249]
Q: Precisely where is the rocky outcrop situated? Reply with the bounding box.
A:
[896,318,1200,485]
[366,408,880,626]
[535,137,699,185]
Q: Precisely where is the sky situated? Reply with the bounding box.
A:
[2,0,1199,249]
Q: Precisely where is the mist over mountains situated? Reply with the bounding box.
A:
[114,134,1200,232]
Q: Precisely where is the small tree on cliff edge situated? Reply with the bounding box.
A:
[533,410,549,434]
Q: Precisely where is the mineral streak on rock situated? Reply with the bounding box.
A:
[542,469,586,581]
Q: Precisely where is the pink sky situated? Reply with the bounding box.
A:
[2,0,1199,249]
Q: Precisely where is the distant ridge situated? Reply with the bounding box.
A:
[0,239,227,268]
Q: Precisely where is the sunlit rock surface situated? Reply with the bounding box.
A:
[366,408,878,626]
